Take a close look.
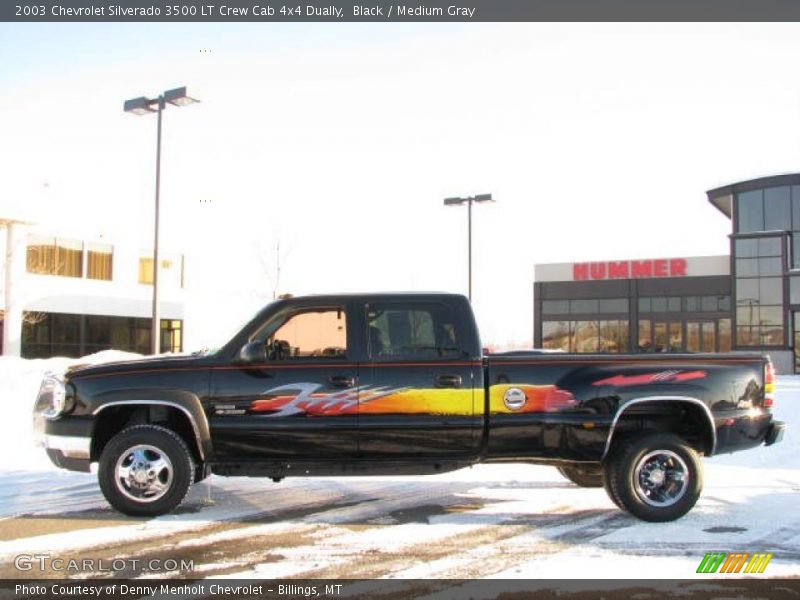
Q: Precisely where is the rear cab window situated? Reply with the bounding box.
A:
[366,301,465,360]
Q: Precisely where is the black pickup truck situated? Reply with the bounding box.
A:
[36,293,785,522]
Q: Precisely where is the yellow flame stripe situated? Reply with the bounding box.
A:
[357,384,575,416]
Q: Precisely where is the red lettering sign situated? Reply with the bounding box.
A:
[571,259,690,281]
[608,261,629,278]
[573,264,589,280]
[670,258,687,277]
[631,260,653,278]
[590,263,606,279]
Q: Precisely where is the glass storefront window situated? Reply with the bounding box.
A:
[700,321,715,352]
[759,278,783,305]
[55,239,82,277]
[700,296,717,312]
[542,319,629,353]
[737,190,764,232]
[793,236,800,270]
[542,300,569,315]
[686,322,699,352]
[735,238,758,258]
[792,185,800,231]
[599,320,629,352]
[599,298,628,313]
[719,319,731,352]
[669,322,682,351]
[543,298,627,316]
[653,322,668,352]
[542,321,571,352]
[570,300,599,314]
[26,235,56,275]
[639,296,685,313]
[21,312,183,358]
[87,243,113,281]
[573,321,599,352]
[735,257,782,278]
[734,233,785,347]
[638,320,651,352]
[791,277,800,305]
[139,257,154,285]
[26,236,83,278]
[735,258,758,278]
[758,236,782,257]
[764,186,791,231]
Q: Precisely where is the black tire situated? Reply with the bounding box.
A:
[602,464,625,509]
[605,432,702,522]
[556,464,604,488]
[98,424,194,517]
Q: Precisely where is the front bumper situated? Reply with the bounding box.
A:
[765,421,786,446]
[42,434,92,472]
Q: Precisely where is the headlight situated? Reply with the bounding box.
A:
[40,372,68,420]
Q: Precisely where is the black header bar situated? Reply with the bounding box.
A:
[4,0,800,22]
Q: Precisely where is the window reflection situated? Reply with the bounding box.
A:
[734,232,785,346]
[542,319,629,353]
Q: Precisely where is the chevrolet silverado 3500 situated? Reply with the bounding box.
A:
[36,293,785,521]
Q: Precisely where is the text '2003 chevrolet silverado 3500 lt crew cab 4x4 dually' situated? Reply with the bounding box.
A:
[35,293,786,521]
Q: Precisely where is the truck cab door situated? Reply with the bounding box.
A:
[208,302,359,461]
[357,300,481,458]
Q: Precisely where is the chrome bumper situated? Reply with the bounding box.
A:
[43,435,91,459]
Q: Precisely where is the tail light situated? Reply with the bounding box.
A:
[764,359,775,408]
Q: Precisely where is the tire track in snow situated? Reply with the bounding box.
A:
[0,479,485,578]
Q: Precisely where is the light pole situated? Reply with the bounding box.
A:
[124,87,198,354]
[443,193,494,302]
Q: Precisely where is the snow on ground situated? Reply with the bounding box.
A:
[0,355,797,581]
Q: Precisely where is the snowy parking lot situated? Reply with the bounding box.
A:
[1,355,798,581]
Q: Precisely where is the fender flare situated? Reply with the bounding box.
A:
[601,395,717,460]
[92,395,211,461]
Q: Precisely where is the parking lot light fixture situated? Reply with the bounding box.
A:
[443,193,494,302]
[124,86,199,354]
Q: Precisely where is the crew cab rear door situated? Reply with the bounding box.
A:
[207,300,359,461]
[357,298,481,457]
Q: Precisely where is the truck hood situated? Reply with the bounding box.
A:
[66,352,212,379]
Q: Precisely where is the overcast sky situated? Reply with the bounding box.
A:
[2,23,800,348]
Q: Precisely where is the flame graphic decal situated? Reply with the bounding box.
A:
[250,383,576,417]
[592,370,707,387]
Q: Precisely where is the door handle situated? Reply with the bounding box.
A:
[435,374,462,388]
[329,375,358,388]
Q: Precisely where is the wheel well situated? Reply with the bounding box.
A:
[606,400,714,456]
[91,404,202,464]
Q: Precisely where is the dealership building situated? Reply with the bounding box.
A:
[1,219,185,358]
[533,173,800,373]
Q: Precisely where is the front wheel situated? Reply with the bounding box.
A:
[98,425,194,517]
[605,432,702,522]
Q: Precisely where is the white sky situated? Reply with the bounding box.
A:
[2,23,800,348]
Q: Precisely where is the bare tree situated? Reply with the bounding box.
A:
[256,237,293,301]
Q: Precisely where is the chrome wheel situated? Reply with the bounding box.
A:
[633,449,688,507]
[115,444,173,503]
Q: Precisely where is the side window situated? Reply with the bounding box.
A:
[367,303,462,359]
[269,308,347,360]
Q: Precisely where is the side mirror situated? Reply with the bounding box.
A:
[238,341,267,364]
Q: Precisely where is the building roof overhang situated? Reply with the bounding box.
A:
[706,173,800,220]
